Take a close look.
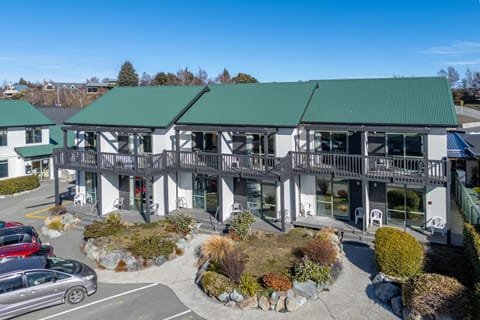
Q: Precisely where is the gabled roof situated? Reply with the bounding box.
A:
[447,132,474,158]
[177,82,317,127]
[0,100,53,127]
[65,86,206,128]
[303,77,458,127]
[14,125,74,158]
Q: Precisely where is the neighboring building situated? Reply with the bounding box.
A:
[0,100,54,180]
[43,82,56,92]
[2,83,29,97]
[447,131,480,186]
[86,80,117,96]
[54,77,457,234]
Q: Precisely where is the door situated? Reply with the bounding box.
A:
[24,271,64,308]
[193,174,218,212]
[119,176,130,210]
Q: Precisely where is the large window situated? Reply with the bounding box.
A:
[25,127,42,144]
[0,129,6,146]
[387,184,425,227]
[316,177,349,219]
[84,132,96,151]
[314,131,348,153]
[387,134,423,157]
[192,132,217,152]
[0,160,7,178]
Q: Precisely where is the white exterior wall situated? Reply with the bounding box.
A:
[101,174,119,214]
[427,129,447,160]
[221,177,234,220]
[99,132,117,153]
[167,173,177,210]
[178,172,192,208]
[425,186,447,228]
[300,175,316,216]
[276,128,296,157]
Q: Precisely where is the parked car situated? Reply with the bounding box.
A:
[0,222,23,229]
[0,256,97,319]
[0,226,54,261]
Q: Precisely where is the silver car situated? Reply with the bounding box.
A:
[0,256,97,319]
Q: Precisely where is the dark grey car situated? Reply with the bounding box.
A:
[0,256,97,319]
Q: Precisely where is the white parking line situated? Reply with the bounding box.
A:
[38,283,159,320]
[162,309,192,320]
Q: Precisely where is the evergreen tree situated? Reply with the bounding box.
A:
[232,72,258,84]
[117,61,139,86]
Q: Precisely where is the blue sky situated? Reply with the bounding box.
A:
[1,0,479,84]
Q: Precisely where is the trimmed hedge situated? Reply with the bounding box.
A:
[464,223,480,319]
[374,227,424,278]
[0,175,39,195]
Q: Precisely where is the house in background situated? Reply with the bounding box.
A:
[2,83,29,97]
[86,79,117,96]
[53,77,457,234]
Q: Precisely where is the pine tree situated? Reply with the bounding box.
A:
[117,61,139,86]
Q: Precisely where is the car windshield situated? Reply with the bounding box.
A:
[45,257,81,274]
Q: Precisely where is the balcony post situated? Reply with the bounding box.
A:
[423,133,429,183]
[62,127,67,148]
[145,178,151,223]
[95,131,102,215]
[280,179,286,232]
[133,133,138,171]
[217,132,223,221]
[306,128,311,170]
[264,132,268,174]
[54,167,60,206]
[175,129,180,170]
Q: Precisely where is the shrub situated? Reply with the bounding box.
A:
[130,235,176,259]
[293,256,331,284]
[303,238,337,266]
[403,273,471,319]
[84,221,125,239]
[47,216,64,231]
[115,260,128,272]
[238,273,261,297]
[49,205,66,215]
[103,213,122,224]
[374,227,423,278]
[0,175,39,195]
[220,247,245,283]
[166,213,193,234]
[201,235,234,261]
[464,223,480,284]
[200,271,235,297]
[262,272,292,291]
[229,211,255,240]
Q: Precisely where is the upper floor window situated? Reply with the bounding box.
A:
[0,160,7,178]
[387,134,423,157]
[25,127,42,144]
[84,132,96,151]
[314,131,348,153]
[139,134,152,154]
[192,132,217,152]
[0,128,6,146]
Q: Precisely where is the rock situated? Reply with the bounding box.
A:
[124,255,138,271]
[155,256,167,266]
[275,296,286,312]
[99,250,126,270]
[167,251,176,261]
[238,296,258,310]
[371,272,387,285]
[184,233,193,242]
[230,289,244,302]
[374,282,401,304]
[258,296,270,311]
[144,259,155,268]
[390,296,403,317]
[176,238,188,251]
[195,260,209,284]
[286,296,307,312]
[293,280,318,300]
[225,301,237,309]
[269,291,279,305]
[217,292,230,303]
[135,257,144,271]
[41,225,63,239]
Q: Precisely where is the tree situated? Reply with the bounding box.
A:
[194,68,208,85]
[152,72,178,86]
[176,67,195,85]
[215,68,232,83]
[117,61,139,86]
[139,72,152,86]
[87,76,100,84]
[18,77,27,85]
[447,66,459,88]
[232,73,258,84]
[463,68,474,89]
[437,68,447,78]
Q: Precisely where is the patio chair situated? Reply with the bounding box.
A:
[149,202,159,215]
[113,197,124,211]
[301,202,312,217]
[178,196,187,209]
[370,209,383,227]
[430,217,446,237]
[231,203,244,216]
[354,207,364,224]
[73,193,85,206]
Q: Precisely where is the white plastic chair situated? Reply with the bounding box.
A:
[430,217,446,237]
[73,193,85,206]
[354,207,364,224]
[301,202,312,217]
[113,197,124,210]
[370,209,383,227]
[231,203,244,216]
[178,197,187,209]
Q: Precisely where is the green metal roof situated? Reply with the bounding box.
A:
[14,144,56,158]
[303,77,458,126]
[49,125,74,147]
[0,100,53,127]
[178,82,317,127]
[65,86,206,128]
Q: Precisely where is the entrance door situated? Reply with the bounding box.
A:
[119,176,130,210]
[193,174,218,212]
[316,177,349,219]
[246,179,277,221]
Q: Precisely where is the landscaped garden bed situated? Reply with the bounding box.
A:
[40,205,80,239]
[195,211,344,312]
[81,213,194,271]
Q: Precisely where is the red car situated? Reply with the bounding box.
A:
[0,226,53,262]
[0,221,23,228]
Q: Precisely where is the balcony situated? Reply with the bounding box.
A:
[291,151,448,186]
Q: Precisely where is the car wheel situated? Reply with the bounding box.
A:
[65,286,85,304]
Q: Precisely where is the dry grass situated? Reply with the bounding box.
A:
[47,216,64,231]
[201,235,234,261]
[239,228,312,277]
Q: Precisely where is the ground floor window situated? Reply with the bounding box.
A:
[85,172,97,204]
[246,179,276,221]
[31,159,50,180]
[316,177,349,219]
[0,160,7,178]
[193,174,218,213]
[386,184,425,227]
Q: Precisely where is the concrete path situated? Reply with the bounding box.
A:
[97,234,398,320]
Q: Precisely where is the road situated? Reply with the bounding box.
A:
[456,105,480,120]
[0,180,204,320]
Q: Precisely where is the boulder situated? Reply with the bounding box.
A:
[275,296,286,312]
[184,233,193,242]
[144,259,155,268]
[225,301,237,309]
[176,238,188,251]
[293,280,318,300]
[374,282,401,304]
[195,260,209,284]
[258,296,270,311]
[124,255,138,271]
[99,250,126,270]
[286,296,307,312]
[155,256,167,266]
[238,296,258,310]
[217,292,230,303]
[371,272,387,285]
[41,225,63,239]
[269,291,279,305]
[390,296,403,318]
[230,289,244,302]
